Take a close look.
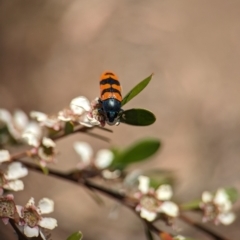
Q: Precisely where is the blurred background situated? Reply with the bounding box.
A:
[1,0,240,239]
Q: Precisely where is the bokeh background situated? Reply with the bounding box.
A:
[1,0,240,239]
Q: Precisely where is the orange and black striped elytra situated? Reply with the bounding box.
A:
[99,71,123,125]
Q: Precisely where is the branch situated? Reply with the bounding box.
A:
[180,214,231,240]
[10,125,111,161]
[19,161,232,240]
[9,219,29,240]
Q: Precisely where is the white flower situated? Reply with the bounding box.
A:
[74,141,113,170]
[70,96,91,115]
[30,111,61,131]
[140,208,157,222]
[0,109,12,124]
[58,96,100,127]
[0,150,11,163]
[22,122,42,147]
[3,180,24,192]
[74,142,93,166]
[38,198,54,214]
[135,175,178,222]
[156,184,173,201]
[30,111,48,122]
[202,191,213,203]
[5,162,28,180]
[95,149,114,169]
[138,176,150,194]
[37,138,57,165]
[159,201,179,217]
[8,110,29,140]
[13,110,29,132]
[79,113,100,127]
[17,197,57,238]
[201,188,236,225]
[0,109,43,144]
[2,162,28,192]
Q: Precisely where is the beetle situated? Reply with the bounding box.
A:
[99,71,123,125]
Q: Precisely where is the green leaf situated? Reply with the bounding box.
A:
[64,121,74,134]
[121,74,153,106]
[66,231,83,240]
[37,161,49,175]
[110,138,160,170]
[225,187,238,203]
[120,108,156,126]
[180,199,201,211]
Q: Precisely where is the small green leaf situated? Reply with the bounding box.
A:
[121,74,153,106]
[38,163,49,175]
[120,108,156,126]
[110,138,160,170]
[180,199,201,211]
[225,187,238,203]
[66,231,83,240]
[64,121,74,134]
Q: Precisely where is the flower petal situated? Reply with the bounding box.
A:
[214,188,229,205]
[13,110,29,131]
[38,217,57,230]
[70,96,91,115]
[22,122,42,147]
[73,142,92,164]
[159,201,179,217]
[202,191,213,203]
[16,205,23,218]
[38,198,54,214]
[42,137,56,148]
[156,184,173,201]
[0,150,10,163]
[30,111,47,122]
[5,162,28,180]
[4,180,24,191]
[138,175,150,194]
[26,197,35,207]
[218,212,236,225]
[24,225,39,237]
[0,109,12,123]
[79,113,100,127]
[140,208,157,221]
[95,149,113,169]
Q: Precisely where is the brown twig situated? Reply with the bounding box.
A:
[9,125,110,162]
[17,161,233,240]
[180,214,231,240]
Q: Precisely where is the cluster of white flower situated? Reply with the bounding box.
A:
[0,195,57,239]
[0,162,28,193]
[0,96,105,168]
[73,141,120,179]
[58,96,100,127]
[0,109,41,144]
[135,176,179,223]
[31,96,101,129]
[200,188,236,225]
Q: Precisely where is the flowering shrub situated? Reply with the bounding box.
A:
[0,73,238,240]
